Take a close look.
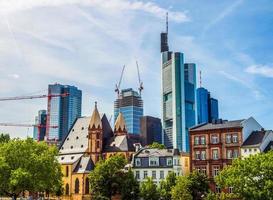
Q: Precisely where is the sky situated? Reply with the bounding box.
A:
[0,0,272,138]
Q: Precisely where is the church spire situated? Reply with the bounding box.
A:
[89,101,102,129]
[114,112,127,135]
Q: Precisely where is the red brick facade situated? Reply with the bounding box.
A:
[190,127,243,193]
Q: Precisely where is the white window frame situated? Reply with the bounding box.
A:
[149,157,159,166]
[212,149,219,160]
[135,158,141,167]
[167,157,173,166]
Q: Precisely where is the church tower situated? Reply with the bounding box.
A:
[88,102,103,163]
[114,112,127,136]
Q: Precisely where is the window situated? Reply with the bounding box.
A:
[96,141,100,149]
[81,127,84,130]
[135,171,140,180]
[244,149,247,153]
[149,157,159,166]
[76,136,79,140]
[135,158,141,166]
[232,134,238,143]
[233,149,239,158]
[152,171,156,179]
[249,148,252,152]
[201,167,207,175]
[65,184,69,195]
[61,157,64,160]
[228,187,233,193]
[201,151,206,160]
[212,149,219,160]
[226,134,231,144]
[216,185,221,193]
[75,178,80,194]
[160,171,164,179]
[211,135,219,144]
[200,136,206,145]
[254,148,257,152]
[66,166,69,177]
[144,171,148,179]
[167,158,173,166]
[194,136,199,145]
[195,151,200,160]
[213,166,220,177]
[227,150,232,159]
[70,146,73,149]
[85,178,90,194]
[81,145,84,148]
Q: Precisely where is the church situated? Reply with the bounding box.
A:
[57,102,141,200]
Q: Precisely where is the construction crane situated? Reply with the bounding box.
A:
[136,61,144,96]
[0,92,69,141]
[0,123,58,142]
[115,65,125,97]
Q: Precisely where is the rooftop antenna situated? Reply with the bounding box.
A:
[199,70,202,88]
[166,12,168,34]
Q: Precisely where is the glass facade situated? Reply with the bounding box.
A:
[33,110,47,141]
[47,84,82,141]
[114,88,143,134]
[197,87,219,124]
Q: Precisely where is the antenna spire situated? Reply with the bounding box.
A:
[199,70,202,88]
[166,12,168,34]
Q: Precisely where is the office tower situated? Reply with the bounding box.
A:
[114,88,143,134]
[140,116,162,146]
[197,87,219,124]
[33,110,47,141]
[46,83,82,141]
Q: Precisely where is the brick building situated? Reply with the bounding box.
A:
[189,117,262,193]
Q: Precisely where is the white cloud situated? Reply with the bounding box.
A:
[245,65,273,78]
[0,0,189,23]
[8,73,20,79]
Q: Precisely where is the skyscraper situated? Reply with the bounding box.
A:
[114,88,143,134]
[140,116,162,146]
[46,83,82,141]
[161,26,197,152]
[197,87,219,124]
[33,110,47,141]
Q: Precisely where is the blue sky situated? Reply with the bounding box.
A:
[0,0,272,138]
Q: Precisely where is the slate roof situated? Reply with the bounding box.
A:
[58,153,83,164]
[242,131,265,147]
[103,135,140,152]
[135,148,180,158]
[73,156,94,173]
[264,141,273,152]
[190,119,245,131]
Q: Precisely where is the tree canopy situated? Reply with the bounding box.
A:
[216,151,273,200]
[0,138,62,198]
[171,175,192,200]
[0,133,10,143]
[188,170,209,200]
[140,177,160,200]
[159,171,177,200]
[148,142,166,149]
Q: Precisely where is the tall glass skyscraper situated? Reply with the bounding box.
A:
[114,88,143,134]
[33,110,47,141]
[161,32,197,152]
[197,87,219,124]
[46,84,82,141]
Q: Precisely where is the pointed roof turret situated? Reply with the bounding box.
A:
[114,112,127,135]
[89,102,102,129]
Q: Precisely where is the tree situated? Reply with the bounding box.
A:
[0,133,10,143]
[140,177,159,200]
[148,142,166,149]
[159,171,177,200]
[89,154,126,199]
[0,138,62,199]
[216,151,273,200]
[188,171,209,200]
[120,169,139,200]
[171,176,192,200]
[204,191,239,200]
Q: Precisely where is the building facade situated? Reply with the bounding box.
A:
[114,88,143,135]
[140,116,162,146]
[33,110,47,141]
[46,83,82,141]
[58,103,141,200]
[196,87,219,124]
[189,117,262,192]
[161,32,196,152]
[131,148,182,185]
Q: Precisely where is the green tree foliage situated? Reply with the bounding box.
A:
[140,177,159,200]
[204,191,239,200]
[120,169,139,200]
[0,138,62,199]
[188,171,209,200]
[159,171,177,200]
[148,142,166,149]
[0,133,10,143]
[216,151,273,200]
[171,176,193,200]
[89,154,127,199]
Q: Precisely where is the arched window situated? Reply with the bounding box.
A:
[66,166,69,177]
[65,184,69,195]
[85,178,90,194]
[75,178,80,194]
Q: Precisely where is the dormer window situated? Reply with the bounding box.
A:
[167,157,173,166]
[135,158,141,167]
[76,136,79,140]
[71,156,74,160]
[70,146,73,149]
[149,157,159,166]
[81,127,84,130]
[61,157,64,160]
[67,138,69,141]
[81,145,84,148]
[61,147,64,150]
[72,129,74,132]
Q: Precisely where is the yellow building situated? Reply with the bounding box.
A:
[180,152,190,175]
[58,103,141,200]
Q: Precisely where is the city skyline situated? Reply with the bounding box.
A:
[0,0,273,138]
